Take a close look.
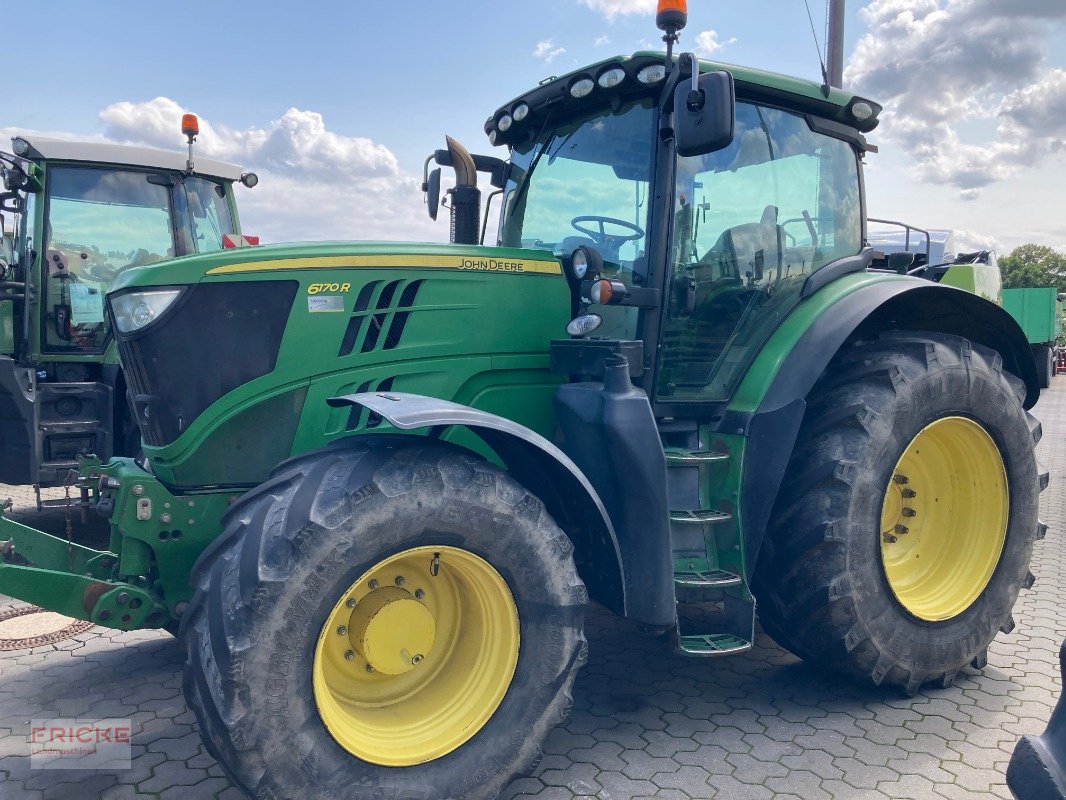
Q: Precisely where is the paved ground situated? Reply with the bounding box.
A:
[0,384,1063,800]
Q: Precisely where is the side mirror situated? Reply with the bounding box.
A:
[426,168,442,221]
[674,69,735,158]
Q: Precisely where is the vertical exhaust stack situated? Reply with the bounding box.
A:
[445,136,481,245]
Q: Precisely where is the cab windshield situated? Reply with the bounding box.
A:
[499,98,657,338]
[42,166,235,353]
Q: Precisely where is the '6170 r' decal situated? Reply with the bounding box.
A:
[308,282,352,295]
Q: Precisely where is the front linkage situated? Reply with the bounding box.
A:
[0,456,232,631]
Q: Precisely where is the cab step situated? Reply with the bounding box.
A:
[677,632,752,656]
[674,562,742,588]
[669,509,731,525]
[672,592,756,658]
[664,448,730,467]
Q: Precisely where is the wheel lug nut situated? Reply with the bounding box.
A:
[902,507,917,517]
[414,589,425,600]
[411,654,424,664]
[344,650,354,661]
[346,598,356,608]
[368,579,379,589]
[895,525,909,535]
[365,664,375,673]
[395,576,405,587]
[902,488,917,498]
[893,474,909,485]
[882,533,898,544]
[337,625,347,635]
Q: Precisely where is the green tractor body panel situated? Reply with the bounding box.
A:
[111,242,568,489]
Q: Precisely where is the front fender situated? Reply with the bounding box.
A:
[327,392,627,616]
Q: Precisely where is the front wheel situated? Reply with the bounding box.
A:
[182,438,587,800]
[755,332,1043,694]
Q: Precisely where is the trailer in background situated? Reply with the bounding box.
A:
[1001,287,1064,388]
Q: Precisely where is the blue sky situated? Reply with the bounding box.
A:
[8,0,1066,252]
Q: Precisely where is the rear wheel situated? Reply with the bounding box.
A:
[755,332,1043,693]
[182,437,587,800]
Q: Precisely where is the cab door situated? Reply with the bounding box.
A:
[655,101,864,404]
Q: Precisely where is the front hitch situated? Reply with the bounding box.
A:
[0,483,166,630]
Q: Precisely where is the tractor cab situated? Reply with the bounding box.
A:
[426,46,879,410]
[0,129,256,489]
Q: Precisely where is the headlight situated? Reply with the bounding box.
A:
[568,245,603,281]
[512,102,530,122]
[572,249,589,279]
[497,113,513,132]
[850,101,874,121]
[598,67,626,89]
[110,288,183,334]
[569,77,595,98]
[637,64,667,84]
[566,313,602,337]
[11,137,31,157]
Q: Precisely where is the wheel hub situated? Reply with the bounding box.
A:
[879,416,1009,622]
[347,587,435,675]
[312,545,520,766]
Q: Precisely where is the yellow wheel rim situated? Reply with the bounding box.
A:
[879,416,1009,622]
[312,546,520,766]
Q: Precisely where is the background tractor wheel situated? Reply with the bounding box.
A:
[181,437,587,800]
[755,331,1044,694]
[1036,344,1054,389]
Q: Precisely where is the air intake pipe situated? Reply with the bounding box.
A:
[445,136,481,245]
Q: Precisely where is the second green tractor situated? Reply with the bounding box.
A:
[0,7,1047,799]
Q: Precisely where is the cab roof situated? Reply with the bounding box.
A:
[486,51,880,148]
[11,136,245,182]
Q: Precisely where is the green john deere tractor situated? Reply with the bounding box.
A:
[0,7,1047,799]
[0,124,256,497]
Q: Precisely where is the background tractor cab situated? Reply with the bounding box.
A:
[0,119,257,495]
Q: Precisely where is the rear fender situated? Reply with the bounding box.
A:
[731,280,1039,577]
[327,392,627,616]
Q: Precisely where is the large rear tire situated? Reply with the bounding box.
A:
[182,437,587,800]
[755,332,1044,694]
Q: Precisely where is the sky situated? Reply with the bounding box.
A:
[5,0,1065,254]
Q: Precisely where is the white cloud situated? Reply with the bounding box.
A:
[846,0,1066,198]
[5,98,444,244]
[953,229,1002,253]
[693,30,736,58]
[594,34,611,47]
[580,0,656,21]
[533,40,566,63]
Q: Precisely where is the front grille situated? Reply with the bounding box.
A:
[116,281,297,447]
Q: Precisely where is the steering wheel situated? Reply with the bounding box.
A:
[571,215,645,250]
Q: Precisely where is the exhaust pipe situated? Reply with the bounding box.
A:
[445,136,481,246]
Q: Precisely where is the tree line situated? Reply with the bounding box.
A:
[999,244,1066,291]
